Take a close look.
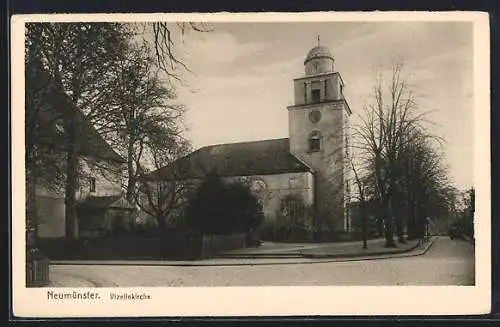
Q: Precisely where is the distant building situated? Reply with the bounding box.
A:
[31,72,134,239]
[147,44,353,240]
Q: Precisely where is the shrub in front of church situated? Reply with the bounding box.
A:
[183,173,264,236]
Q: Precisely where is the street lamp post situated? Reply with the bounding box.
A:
[26,201,50,287]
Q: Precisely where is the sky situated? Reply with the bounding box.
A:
[164,21,474,189]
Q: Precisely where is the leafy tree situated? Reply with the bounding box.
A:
[184,174,264,235]
[25,22,131,239]
[454,187,475,239]
[95,39,190,205]
[25,22,195,239]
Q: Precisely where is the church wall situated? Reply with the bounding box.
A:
[138,172,314,231]
[288,101,347,231]
[225,171,314,225]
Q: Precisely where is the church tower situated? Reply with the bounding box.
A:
[287,40,352,236]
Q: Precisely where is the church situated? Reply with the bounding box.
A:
[149,43,353,240]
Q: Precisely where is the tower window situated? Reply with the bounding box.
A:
[345,207,351,231]
[311,89,321,103]
[89,177,96,193]
[304,82,307,103]
[309,131,322,152]
[324,79,328,100]
[55,121,65,134]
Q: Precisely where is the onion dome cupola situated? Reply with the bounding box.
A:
[304,38,334,76]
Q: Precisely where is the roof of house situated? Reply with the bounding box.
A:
[32,69,125,164]
[77,195,135,210]
[148,138,312,181]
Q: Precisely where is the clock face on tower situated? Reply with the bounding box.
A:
[309,110,322,123]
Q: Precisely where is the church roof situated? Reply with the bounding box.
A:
[148,138,312,181]
[77,195,135,210]
[305,46,333,64]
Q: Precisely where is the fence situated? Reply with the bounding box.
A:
[38,235,197,260]
[201,233,246,258]
[39,230,253,261]
[26,251,50,287]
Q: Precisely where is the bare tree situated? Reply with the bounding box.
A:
[352,62,444,247]
[135,137,194,231]
[150,22,212,79]
[349,158,369,249]
[123,22,212,80]
[399,129,450,239]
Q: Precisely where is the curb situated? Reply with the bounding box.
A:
[301,236,437,259]
[219,243,418,260]
[49,237,437,267]
[214,239,410,260]
[462,235,475,245]
[299,242,420,259]
[218,253,303,259]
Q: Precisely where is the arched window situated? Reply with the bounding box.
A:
[309,131,322,152]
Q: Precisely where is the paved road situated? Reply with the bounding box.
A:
[50,237,475,287]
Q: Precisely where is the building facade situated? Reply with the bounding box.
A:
[146,43,353,240]
[287,44,352,234]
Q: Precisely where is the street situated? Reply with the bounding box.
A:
[49,237,475,287]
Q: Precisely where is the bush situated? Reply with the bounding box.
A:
[184,173,264,235]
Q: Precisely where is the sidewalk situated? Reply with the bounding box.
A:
[218,240,326,258]
[49,237,436,267]
[462,235,475,245]
[300,238,420,258]
[48,271,97,287]
[219,238,408,258]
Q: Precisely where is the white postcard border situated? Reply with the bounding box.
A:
[11,12,491,317]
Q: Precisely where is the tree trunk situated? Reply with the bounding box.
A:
[362,216,368,249]
[384,219,396,247]
[407,192,418,240]
[26,145,38,252]
[407,202,416,240]
[64,113,78,239]
[126,138,136,203]
[26,38,43,259]
[360,203,368,249]
[384,197,396,248]
[395,205,406,244]
[156,212,168,236]
[377,216,384,236]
